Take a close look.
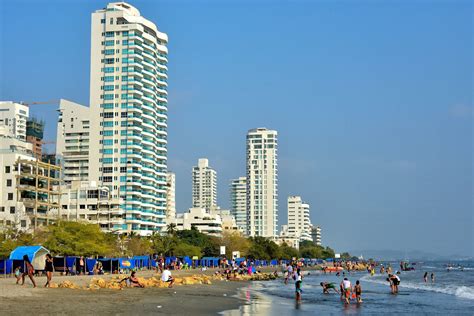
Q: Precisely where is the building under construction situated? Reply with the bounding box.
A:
[15,158,61,229]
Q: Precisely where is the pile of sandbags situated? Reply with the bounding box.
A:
[58,280,80,289]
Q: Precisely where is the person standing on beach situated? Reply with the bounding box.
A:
[44,254,54,288]
[79,257,85,275]
[21,255,36,288]
[424,272,428,282]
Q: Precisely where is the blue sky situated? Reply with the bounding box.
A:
[0,0,472,256]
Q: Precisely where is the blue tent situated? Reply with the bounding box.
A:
[0,259,13,274]
[9,246,49,270]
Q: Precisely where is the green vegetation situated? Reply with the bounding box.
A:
[0,222,343,259]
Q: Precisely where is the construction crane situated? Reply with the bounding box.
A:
[20,100,59,107]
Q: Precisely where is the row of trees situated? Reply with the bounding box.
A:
[0,221,337,260]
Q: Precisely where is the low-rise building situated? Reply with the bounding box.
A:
[174,207,223,236]
[210,206,238,232]
[60,181,125,233]
[276,224,300,249]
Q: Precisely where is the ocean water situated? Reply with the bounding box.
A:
[223,261,474,315]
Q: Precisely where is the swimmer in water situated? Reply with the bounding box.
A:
[431,273,435,283]
[295,272,303,301]
[320,282,340,294]
[424,272,428,283]
[342,278,352,304]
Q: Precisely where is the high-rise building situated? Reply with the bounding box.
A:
[88,2,169,235]
[0,101,29,141]
[230,176,247,234]
[311,225,322,246]
[192,158,217,212]
[287,196,312,241]
[26,118,44,158]
[246,128,278,237]
[166,172,176,223]
[56,99,90,184]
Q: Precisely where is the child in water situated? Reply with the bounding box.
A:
[354,280,362,303]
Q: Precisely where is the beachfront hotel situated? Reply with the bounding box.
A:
[0,101,29,141]
[287,195,313,242]
[246,128,278,238]
[87,2,169,235]
[56,99,91,185]
[230,176,247,234]
[166,171,176,223]
[192,158,217,212]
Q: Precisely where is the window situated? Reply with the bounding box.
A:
[10,207,15,214]
[7,193,13,200]
[80,205,86,209]
[105,31,114,37]
[0,207,4,212]
[101,18,105,24]
[6,179,12,187]
[5,166,10,173]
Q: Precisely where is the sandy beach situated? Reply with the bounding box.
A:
[0,268,248,316]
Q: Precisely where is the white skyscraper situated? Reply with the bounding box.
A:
[56,99,90,184]
[192,158,217,212]
[287,196,312,241]
[88,2,169,235]
[230,177,247,234]
[0,101,29,141]
[166,172,176,223]
[246,128,278,237]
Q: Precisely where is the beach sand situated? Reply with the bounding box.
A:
[0,268,246,315]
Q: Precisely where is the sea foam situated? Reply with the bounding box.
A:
[360,275,474,300]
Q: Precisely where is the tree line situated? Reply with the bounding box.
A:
[0,221,337,260]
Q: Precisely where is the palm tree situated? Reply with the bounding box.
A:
[166,223,177,236]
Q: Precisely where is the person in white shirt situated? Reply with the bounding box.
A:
[161,266,174,288]
[342,278,352,304]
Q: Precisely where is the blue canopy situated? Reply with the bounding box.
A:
[9,246,49,270]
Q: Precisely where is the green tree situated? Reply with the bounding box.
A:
[221,231,251,258]
[42,221,114,256]
[279,243,299,259]
[247,237,280,260]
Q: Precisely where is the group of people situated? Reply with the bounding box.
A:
[423,271,435,283]
[122,266,175,288]
[320,279,363,304]
[14,254,54,288]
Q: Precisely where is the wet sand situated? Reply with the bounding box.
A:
[0,269,246,315]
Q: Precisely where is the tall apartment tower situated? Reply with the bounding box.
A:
[230,177,247,234]
[166,172,176,223]
[311,225,322,246]
[246,128,278,237]
[287,196,312,241]
[0,101,29,141]
[88,2,169,235]
[56,99,90,184]
[192,158,217,212]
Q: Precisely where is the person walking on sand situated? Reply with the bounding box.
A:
[44,254,54,288]
[424,272,428,283]
[21,255,36,288]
